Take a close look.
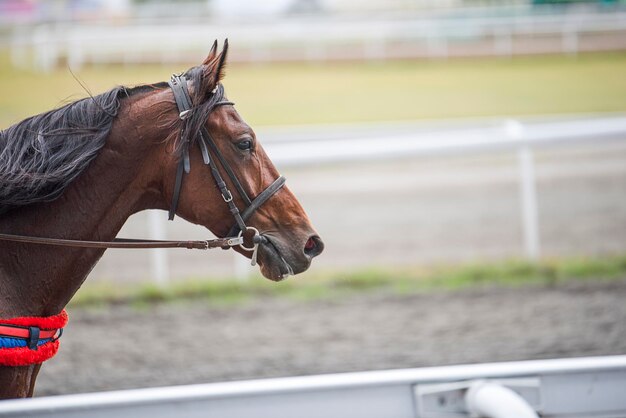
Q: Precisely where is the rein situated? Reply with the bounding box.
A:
[0,233,242,250]
[0,74,286,263]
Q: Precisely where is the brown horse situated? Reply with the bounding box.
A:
[0,41,323,398]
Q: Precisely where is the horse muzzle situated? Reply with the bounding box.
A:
[256,232,324,281]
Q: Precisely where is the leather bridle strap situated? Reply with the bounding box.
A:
[167,74,194,221]
[169,156,186,221]
[0,233,241,250]
[226,175,286,238]
[197,127,287,236]
[197,132,247,232]
[240,176,286,222]
[200,127,252,207]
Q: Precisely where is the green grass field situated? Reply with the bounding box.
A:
[1,52,626,128]
[71,255,626,307]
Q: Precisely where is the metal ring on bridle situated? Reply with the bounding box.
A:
[238,227,260,251]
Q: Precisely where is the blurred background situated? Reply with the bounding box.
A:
[2,0,625,284]
[1,0,626,396]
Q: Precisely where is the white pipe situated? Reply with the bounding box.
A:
[148,210,169,286]
[465,380,538,418]
[518,146,540,261]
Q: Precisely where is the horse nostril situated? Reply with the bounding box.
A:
[304,235,324,258]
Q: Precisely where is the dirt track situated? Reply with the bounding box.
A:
[36,278,626,396]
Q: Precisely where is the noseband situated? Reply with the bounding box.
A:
[0,74,286,261]
[167,74,286,249]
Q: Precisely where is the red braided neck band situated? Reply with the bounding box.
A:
[0,310,68,367]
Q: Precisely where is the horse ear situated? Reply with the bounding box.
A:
[202,40,219,65]
[214,39,228,84]
[201,39,229,96]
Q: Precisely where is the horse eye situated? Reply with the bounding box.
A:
[237,139,253,151]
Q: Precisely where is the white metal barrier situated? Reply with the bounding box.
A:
[265,114,626,260]
[148,114,626,282]
[1,355,625,417]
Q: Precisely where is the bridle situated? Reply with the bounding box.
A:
[166,74,286,260]
[0,74,286,264]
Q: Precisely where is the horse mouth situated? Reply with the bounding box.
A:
[258,235,295,281]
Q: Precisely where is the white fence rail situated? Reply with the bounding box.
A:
[261,115,626,166]
[138,114,626,283]
[1,355,625,417]
[9,9,626,71]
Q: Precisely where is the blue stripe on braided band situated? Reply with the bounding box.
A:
[0,336,52,349]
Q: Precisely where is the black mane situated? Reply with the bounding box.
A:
[0,85,144,215]
[0,69,219,215]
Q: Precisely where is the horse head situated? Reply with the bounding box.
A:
[160,41,324,280]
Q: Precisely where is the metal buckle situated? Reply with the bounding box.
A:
[179,109,191,120]
[226,237,244,246]
[222,190,233,202]
[27,326,40,350]
[52,328,64,342]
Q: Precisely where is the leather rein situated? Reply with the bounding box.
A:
[0,74,286,261]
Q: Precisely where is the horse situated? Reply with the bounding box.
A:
[0,40,324,398]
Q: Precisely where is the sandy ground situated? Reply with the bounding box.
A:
[32,127,626,397]
[36,277,626,396]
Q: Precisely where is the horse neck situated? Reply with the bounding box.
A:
[0,91,170,317]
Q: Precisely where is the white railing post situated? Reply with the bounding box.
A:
[426,24,448,59]
[10,30,29,70]
[494,27,513,58]
[233,251,253,281]
[518,145,541,261]
[562,26,579,56]
[505,120,540,261]
[148,210,169,286]
[33,25,57,73]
